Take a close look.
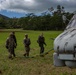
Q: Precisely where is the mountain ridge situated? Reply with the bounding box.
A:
[0,14,10,19]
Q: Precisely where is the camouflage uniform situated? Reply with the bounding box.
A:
[37,33,46,54]
[23,34,31,57]
[6,34,16,59]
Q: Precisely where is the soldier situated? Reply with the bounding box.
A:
[37,33,46,56]
[5,33,17,59]
[23,34,31,57]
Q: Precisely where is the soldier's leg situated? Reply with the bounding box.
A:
[24,53,26,56]
[12,48,16,57]
[8,49,12,59]
[41,46,44,53]
[24,47,28,57]
[27,51,29,57]
[40,46,44,57]
[40,45,44,54]
[9,54,12,59]
[26,47,30,57]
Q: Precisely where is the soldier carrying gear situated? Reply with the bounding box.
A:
[23,34,31,57]
[5,33,17,59]
[37,33,46,56]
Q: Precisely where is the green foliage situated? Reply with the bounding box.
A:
[0,5,74,30]
[0,17,6,28]
[1,12,73,30]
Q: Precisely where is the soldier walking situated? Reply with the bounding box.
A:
[5,33,17,59]
[37,33,46,56]
[23,34,31,57]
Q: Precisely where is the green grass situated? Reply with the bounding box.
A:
[0,29,76,75]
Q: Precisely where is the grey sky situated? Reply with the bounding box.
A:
[0,0,76,13]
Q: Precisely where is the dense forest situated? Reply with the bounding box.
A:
[0,5,74,30]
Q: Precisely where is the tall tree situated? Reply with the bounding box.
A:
[57,5,61,15]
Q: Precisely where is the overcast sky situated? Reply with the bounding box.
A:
[0,0,76,17]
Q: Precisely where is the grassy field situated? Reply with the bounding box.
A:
[0,29,76,75]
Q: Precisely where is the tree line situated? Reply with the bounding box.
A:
[0,5,74,30]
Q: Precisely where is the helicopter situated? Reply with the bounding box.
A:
[53,14,76,67]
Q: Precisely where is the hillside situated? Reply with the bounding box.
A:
[0,14,10,19]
